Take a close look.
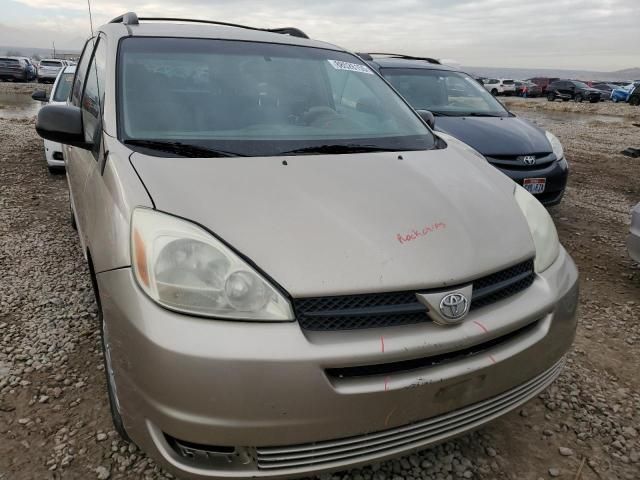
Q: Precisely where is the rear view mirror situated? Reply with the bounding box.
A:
[417,110,435,129]
[35,105,93,150]
[31,90,48,102]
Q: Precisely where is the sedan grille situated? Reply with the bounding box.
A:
[293,259,534,331]
[256,358,565,471]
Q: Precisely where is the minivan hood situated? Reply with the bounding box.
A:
[131,145,535,297]
[435,116,551,157]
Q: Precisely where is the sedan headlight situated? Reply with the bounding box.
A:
[131,208,293,321]
[514,185,560,273]
[545,131,564,160]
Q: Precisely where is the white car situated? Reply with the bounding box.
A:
[483,78,516,96]
[37,58,66,83]
[31,65,75,172]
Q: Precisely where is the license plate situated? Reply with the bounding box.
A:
[523,178,546,194]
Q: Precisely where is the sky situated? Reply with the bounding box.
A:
[0,0,638,71]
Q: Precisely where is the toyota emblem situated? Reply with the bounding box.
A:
[522,155,536,166]
[439,293,469,322]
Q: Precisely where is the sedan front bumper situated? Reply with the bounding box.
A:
[96,247,578,480]
[493,158,569,206]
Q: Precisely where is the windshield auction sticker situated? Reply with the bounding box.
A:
[327,60,374,74]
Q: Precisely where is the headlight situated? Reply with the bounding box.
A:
[514,185,560,273]
[131,208,293,321]
[545,131,564,160]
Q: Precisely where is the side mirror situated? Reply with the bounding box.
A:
[416,110,435,129]
[32,90,48,102]
[35,104,93,150]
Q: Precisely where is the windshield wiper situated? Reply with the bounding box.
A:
[124,139,243,158]
[277,144,405,156]
[430,111,461,117]
[463,112,507,118]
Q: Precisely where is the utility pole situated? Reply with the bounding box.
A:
[52,41,56,59]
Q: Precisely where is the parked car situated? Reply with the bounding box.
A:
[17,57,37,81]
[363,53,568,206]
[611,83,638,103]
[515,81,542,97]
[546,80,602,103]
[31,65,76,173]
[526,77,559,94]
[35,14,578,480]
[482,78,516,96]
[0,56,31,82]
[629,85,640,106]
[37,58,65,83]
[590,82,618,98]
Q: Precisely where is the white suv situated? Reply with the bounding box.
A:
[483,78,516,96]
[37,58,65,83]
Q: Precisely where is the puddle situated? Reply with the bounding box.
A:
[0,92,41,119]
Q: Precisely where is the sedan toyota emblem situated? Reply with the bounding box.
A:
[522,155,536,166]
[439,293,469,321]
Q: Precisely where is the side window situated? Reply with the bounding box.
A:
[71,38,95,107]
[81,37,107,152]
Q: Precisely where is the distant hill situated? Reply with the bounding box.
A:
[460,65,640,82]
[0,45,80,59]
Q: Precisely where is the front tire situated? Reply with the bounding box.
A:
[574,94,583,103]
[547,93,555,102]
[491,89,498,96]
[88,256,130,442]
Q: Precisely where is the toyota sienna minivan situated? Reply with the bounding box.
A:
[35,13,579,480]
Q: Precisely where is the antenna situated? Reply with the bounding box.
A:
[87,0,95,37]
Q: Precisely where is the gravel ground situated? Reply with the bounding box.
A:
[0,83,638,480]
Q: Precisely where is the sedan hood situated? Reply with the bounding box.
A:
[131,144,535,297]
[435,116,551,157]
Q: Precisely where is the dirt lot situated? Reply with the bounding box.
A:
[0,83,638,480]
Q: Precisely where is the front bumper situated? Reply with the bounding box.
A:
[97,247,579,480]
[493,158,568,206]
[44,139,65,167]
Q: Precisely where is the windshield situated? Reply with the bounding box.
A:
[41,61,62,67]
[53,72,74,102]
[573,81,589,89]
[381,68,509,117]
[117,38,435,156]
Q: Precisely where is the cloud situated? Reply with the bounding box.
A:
[5,0,640,70]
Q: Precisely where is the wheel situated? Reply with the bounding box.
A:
[612,97,619,103]
[630,96,640,106]
[574,94,583,103]
[47,165,65,174]
[88,258,131,442]
[491,89,498,96]
[547,93,555,102]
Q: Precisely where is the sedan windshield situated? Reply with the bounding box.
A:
[117,38,435,157]
[381,68,510,117]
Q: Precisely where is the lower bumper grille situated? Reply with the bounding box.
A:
[256,358,564,470]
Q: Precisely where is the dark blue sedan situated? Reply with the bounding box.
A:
[362,54,568,206]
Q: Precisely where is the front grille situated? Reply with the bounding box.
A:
[293,259,534,331]
[256,359,565,471]
[486,153,555,170]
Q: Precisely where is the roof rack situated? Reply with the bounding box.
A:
[109,12,309,39]
[358,52,441,65]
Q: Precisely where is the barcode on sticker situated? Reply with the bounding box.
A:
[327,60,374,75]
